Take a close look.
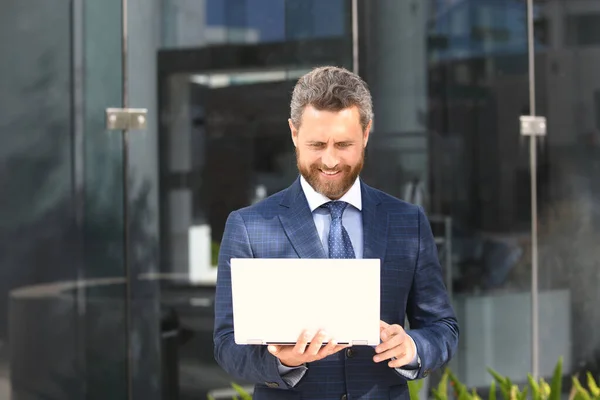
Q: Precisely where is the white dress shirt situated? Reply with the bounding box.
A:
[300,175,364,259]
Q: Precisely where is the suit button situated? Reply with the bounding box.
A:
[423,369,430,377]
[346,348,356,358]
[265,382,279,388]
[341,394,348,400]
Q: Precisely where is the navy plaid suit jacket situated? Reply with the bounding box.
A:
[213,177,459,400]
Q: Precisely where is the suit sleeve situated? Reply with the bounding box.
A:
[403,206,460,379]
[213,211,299,389]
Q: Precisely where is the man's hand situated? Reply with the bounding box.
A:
[373,320,416,368]
[267,329,349,367]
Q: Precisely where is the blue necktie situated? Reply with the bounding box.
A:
[322,201,356,259]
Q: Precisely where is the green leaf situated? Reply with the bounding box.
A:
[506,378,515,392]
[487,368,507,385]
[519,385,529,400]
[432,370,449,400]
[529,374,541,400]
[539,378,551,399]
[569,384,579,400]
[587,372,600,397]
[471,388,482,400]
[437,370,449,397]
[488,368,511,400]
[489,380,497,400]
[207,395,216,400]
[573,377,591,400]
[549,357,563,400]
[232,383,253,400]
[457,387,471,400]
[509,385,518,400]
[431,389,446,400]
[408,379,424,400]
[448,372,470,400]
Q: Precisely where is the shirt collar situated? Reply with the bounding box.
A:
[300,175,362,212]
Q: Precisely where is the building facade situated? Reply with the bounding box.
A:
[1,0,599,398]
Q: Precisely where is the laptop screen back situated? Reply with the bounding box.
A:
[230,258,381,346]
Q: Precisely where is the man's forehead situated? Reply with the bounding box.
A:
[301,104,361,118]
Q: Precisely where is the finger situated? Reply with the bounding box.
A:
[388,355,413,368]
[373,346,406,364]
[293,330,313,355]
[380,320,389,332]
[305,330,328,356]
[267,345,281,356]
[317,338,351,360]
[380,324,403,341]
[376,334,405,356]
[318,338,339,357]
[377,329,404,354]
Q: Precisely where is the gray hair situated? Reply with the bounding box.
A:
[290,66,373,131]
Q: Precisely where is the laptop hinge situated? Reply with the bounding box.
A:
[246,339,265,345]
[352,340,369,346]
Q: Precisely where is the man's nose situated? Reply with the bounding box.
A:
[321,146,339,169]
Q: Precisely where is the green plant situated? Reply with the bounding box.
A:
[210,381,425,400]
[570,372,600,400]
[207,383,252,400]
[212,358,600,400]
[522,356,561,400]
[408,378,424,400]
[431,368,494,400]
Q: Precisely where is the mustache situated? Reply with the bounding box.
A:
[311,164,349,173]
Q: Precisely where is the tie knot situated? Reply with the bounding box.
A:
[322,201,349,220]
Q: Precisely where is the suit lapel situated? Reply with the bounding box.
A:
[278,177,327,259]
[361,182,388,261]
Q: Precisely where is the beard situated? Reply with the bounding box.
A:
[296,148,364,200]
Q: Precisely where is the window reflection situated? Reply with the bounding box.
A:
[162,70,302,283]
[163,0,346,48]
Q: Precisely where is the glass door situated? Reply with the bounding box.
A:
[355,0,537,388]
[531,0,600,391]
[76,0,134,396]
[361,0,541,390]
[1,0,138,399]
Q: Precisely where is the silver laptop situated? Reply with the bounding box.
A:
[230,258,381,346]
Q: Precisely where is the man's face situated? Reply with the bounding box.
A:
[290,105,371,200]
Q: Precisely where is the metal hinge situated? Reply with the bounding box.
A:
[106,108,148,130]
[520,116,547,136]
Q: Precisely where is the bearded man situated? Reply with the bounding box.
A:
[213,66,459,400]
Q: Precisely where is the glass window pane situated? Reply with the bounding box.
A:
[1,0,130,398]
[536,0,600,394]
[362,0,536,390]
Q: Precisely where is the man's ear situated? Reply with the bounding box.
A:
[363,120,372,147]
[289,118,298,147]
